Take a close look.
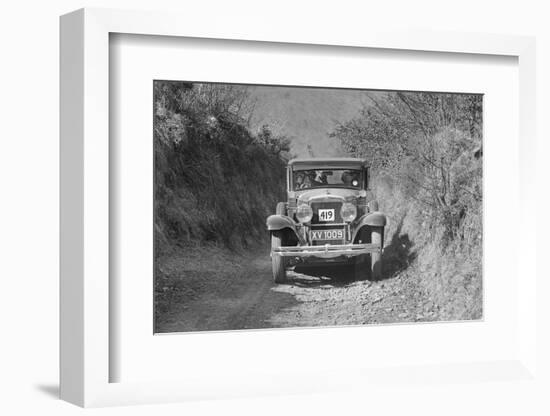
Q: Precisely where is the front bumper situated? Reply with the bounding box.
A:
[272,243,381,259]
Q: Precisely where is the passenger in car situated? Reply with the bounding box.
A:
[295,172,307,190]
[342,171,353,186]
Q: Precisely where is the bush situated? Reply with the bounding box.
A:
[332,91,483,318]
[154,81,289,254]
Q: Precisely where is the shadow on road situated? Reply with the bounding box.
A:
[289,263,356,288]
[381,217,416,280]
[289,216,417,286]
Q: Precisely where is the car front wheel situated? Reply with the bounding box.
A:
[271,231,288,283]
[370,226,384,280]
[354,226,384,281]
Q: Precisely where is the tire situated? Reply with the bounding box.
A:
[271,230,287,283]
[354,228,370,281]
[272,202,290,283]
[355,226,384,281]
[370,226,384,280]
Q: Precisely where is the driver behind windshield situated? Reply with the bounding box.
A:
[294,170,321,189]
[307,171,322,187]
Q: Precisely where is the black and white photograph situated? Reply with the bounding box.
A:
[6,0,548,412]
[154,81,483,333]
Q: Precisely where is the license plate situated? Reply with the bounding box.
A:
[318,208,335,222]
[310,229,344,241]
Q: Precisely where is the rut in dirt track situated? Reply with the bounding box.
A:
[156,246,439,333]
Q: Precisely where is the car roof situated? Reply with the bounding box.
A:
[288,157,368,169]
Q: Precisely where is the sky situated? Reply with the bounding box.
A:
[246,85,375,158]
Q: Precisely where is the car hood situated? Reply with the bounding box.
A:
[296,188,359,203]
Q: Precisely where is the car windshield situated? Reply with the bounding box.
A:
[292,169,362,190]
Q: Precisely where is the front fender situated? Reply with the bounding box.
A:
[267,214,305,244]
[266,214,298,232]
[352,212,387,242]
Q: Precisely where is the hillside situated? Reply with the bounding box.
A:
[154,82,288,253]
[332,92,483,320]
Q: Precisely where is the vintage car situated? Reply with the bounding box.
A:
[266,158,386,283]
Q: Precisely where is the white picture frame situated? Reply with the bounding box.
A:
[60,8,538,407]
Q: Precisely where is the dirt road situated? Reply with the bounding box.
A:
[155,247,441,333]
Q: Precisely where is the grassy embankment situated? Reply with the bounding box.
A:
[375,173,482,321]
[333,92,483,321]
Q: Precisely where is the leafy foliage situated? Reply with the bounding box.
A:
[332,91,483,319]
[332,92,482,246]
[154,81,289,254]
